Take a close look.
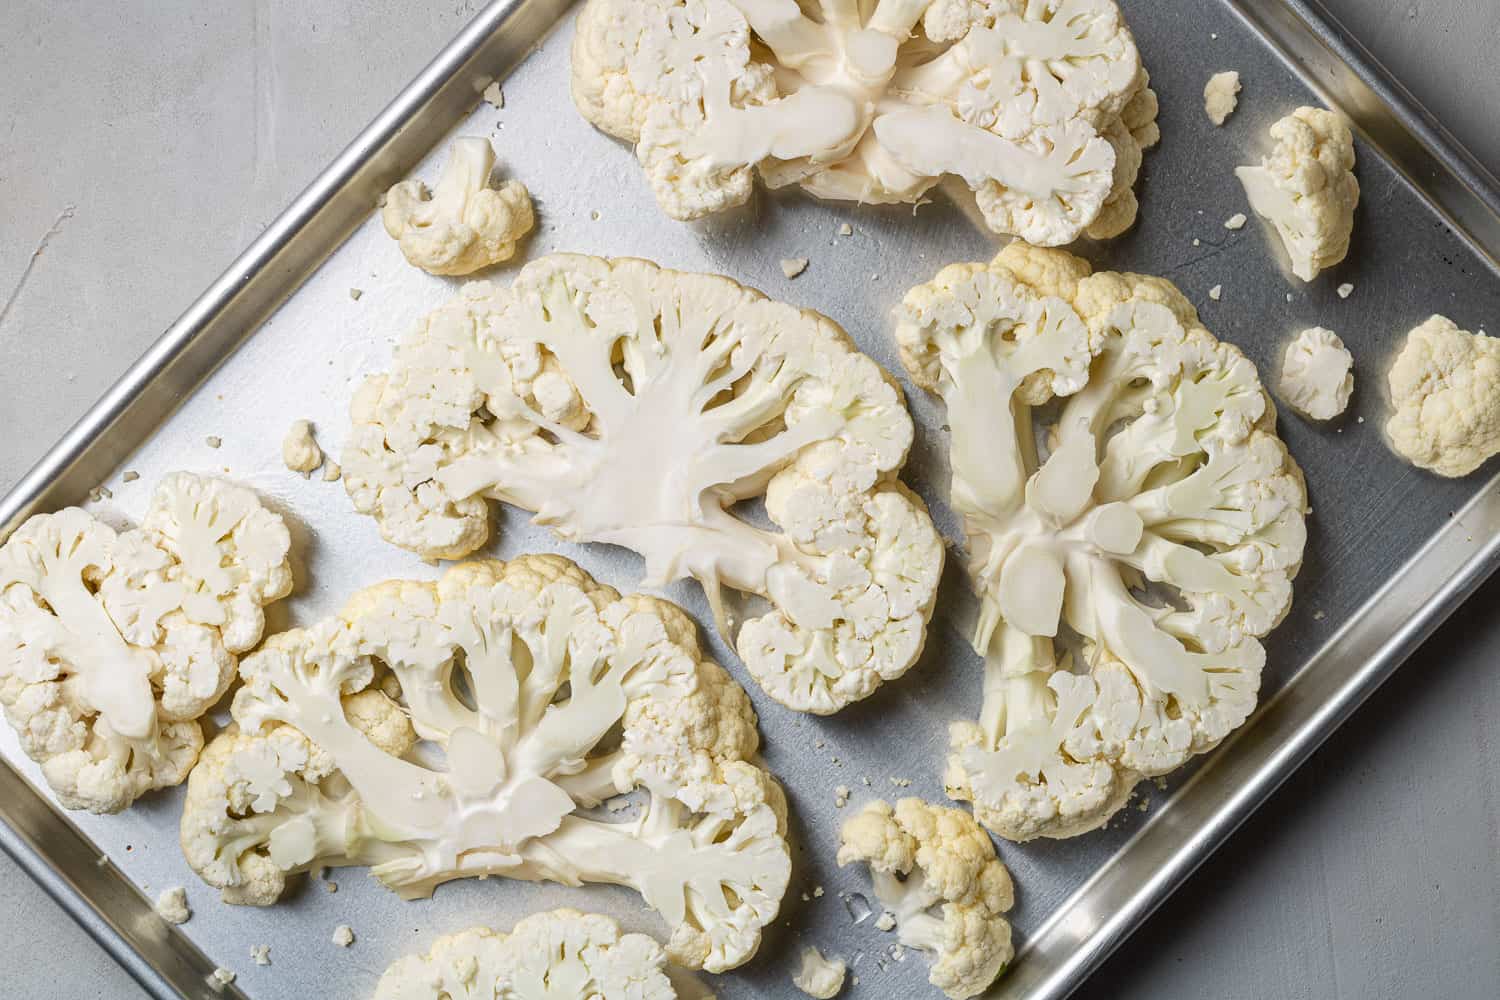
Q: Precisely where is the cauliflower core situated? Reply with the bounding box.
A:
[0,473,292,813]
[382,137,535,276]
[375,908,677,1000]
[1386,315,1500,477]
[342,254,944,714]
[1236,107,1359,282]
[895,243,1308,841]
[838,798,1014,1000]
[572,0,1159,245]
[180,555,790,974]
[1279,327,1353,420]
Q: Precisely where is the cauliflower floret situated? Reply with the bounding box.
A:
[1236,107,1359,282]
[281,419,322,475]
[382,137,534,276]
[838,798,1015,1000]
[1204,71,1241,126]
[343,254,944,714]
[180,556,790,974]
[793,946,847,999]
[1385,315,1500,477]
[1279,327,1354,420]
[571,0,1156,244]
[895,246,1307,841]
[374,909,677,1000]
[0,474,291,814]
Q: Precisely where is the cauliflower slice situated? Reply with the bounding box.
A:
[572,0,1157,245]
[837,798,1014,1000]
[1236,107,1359,282]
[1279,327,1353,420]
[0,473,291,814]
[1385,315,1500,477]
[180,556,790,974]
[895,245,1308,841]
[382,137,534,276]
[374,909,677,1000]
[342,254,944,714]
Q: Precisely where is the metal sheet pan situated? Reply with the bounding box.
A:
[3,1,1499,998]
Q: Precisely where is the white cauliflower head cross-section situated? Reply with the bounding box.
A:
[0,473,292,813]
[342,254,944,714]
[1385,314,1500,478]
[571,0,1158,245]
[181,555,791,974]
[837,798,1015,1000]
[382,137,535,276]
[1236,107,1359,282]
[374,908,678,1000]
[894,244,1308,841]
[1279,326,1353,421]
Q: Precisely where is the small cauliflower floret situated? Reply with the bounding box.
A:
[281,419,322,475]
[382,137,534,276]
[1280,327,1354,420]
[1385,315,1500,477]
[0,473,292,813]
[793,945,847,999]
[895,246,1307,841]
[155,886,191,925]
[1203,71,1241,126]
[376,910,676,1000]
[343,254,943,714]
[572,0,1157,244]
[837,799,1014,1000]
[180,556,790,974]
[1236,107,1359,281]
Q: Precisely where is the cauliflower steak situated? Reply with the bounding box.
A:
[343,254,944,714]
[571,0,1159,245]
[181,555,790,974]
[0,473,292,813]
[895,244,1308,841]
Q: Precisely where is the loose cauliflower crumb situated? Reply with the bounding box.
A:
[250,944,271,966]
[1386,315,1500,477]
[793,946,847,999]
[1209,284,1223,301]
[1236,107,1359,281]
[321,460,342,482]
[781,258,809,279]
[1338,282,1355,299]
[483,80,504,109]
[155,887,191,925]
[875,911,896,932]
[1224,213,1248,230]
[332,925,355,947]
[1280,327,1354,420]
[835,785,850,809]
[211,968,235,986]
[1204,71,1241,125]
[838,223,853,237]
[282,419,323,475]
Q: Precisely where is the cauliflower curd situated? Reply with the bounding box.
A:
[1386,315,1500,477]
[571,0,1159,245]
[181,555,790,974]
[342,254,944,714]
[0,473,292,813]
[895,243,1308,841]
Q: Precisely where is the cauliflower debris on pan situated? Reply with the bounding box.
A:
[1386,315,1500,477]
[281,419,323,475]
[838,798,1014,1000]
[342,254,944,715]
[181,555,790,974]
[374,909,677,1000]
[1203,71,1241,126]
[0,473,292,813]
[894,243,1308,842]
[793,945,847,998]
[382,137,535,276]
[1279,327,1353,420]
[571,0,1159,245]
[1236,107,1359,282]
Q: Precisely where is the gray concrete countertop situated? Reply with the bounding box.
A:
[1,1,1497,998]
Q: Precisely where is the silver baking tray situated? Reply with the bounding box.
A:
[3,1,1499,997]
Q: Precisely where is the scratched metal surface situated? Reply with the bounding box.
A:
[2,1,1500,998]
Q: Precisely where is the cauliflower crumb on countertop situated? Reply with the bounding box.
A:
[1224,213,1247,230]
[781,258,809,279]
[1209,284,1223,301]
[1204,71,1242,125]
[154,887,191,925]
[332,925,355,947]
[250,944,271,966]
[282,419,323,475]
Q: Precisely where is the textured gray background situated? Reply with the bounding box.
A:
[1,1,1497,998]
